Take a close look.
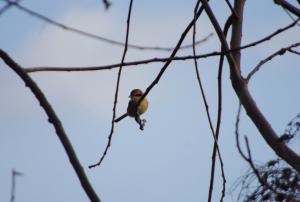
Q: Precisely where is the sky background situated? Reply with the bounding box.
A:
[0,0,300,201]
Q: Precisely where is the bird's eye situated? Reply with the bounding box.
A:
[134,93,142,96]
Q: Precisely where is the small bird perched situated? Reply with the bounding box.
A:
[114,89,148,123]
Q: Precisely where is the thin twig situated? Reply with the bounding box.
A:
[274,0,300,18]
[235,103,278,195]
[288,48,300,55]
[4,0,210,52]
[89,0,134,169]
[179,33,214,49]
[25,18,299,73]
[114,113,128,123]
[10,169,23,202]
[225,0,239,19]
[235,103,247,160]
[23,48,225,73]
[276,0,300,28]
[244,136,279,195]
[207,14,233,202]
[0,0,20,16]
[0,49,101,202]
[246,42,300,83]
[192,5,225,201]
[0,2,12,15]
[192,3,227,202]
[103,0,111,10]
[282,6,300,27]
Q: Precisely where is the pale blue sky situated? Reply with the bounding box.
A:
[0,0,300,201]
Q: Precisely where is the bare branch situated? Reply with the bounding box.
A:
[235,104,278,196]
[179,33,214,49]
[288,48,300,55]
[229,0,244,73]
[200,0,300,173]
[0,49,101,202]
[244,137,279,196]
[114,113,128,123]
[238,17,299,51]
[274,0,300,17]
[282,5,300,27]
[134,5,205,114]
[25,18,298,73]
[3,0,210,52]
[21,50,234,73]
[230,156,300,201]
[193,3,218,147]
[0,2,12,15]
[10,169,23,202]
[89,0,134,169]
[235,103,248,161]
[225,0,239,19]
[103,0,111,10]
[207,14,233,202]
[246,42,300,82]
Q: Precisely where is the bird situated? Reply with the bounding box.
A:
[114,89,148,123]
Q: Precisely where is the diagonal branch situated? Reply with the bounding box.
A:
[274,0,300,17]
[282,5,300,27]
[0,49,101,202]
[134,5,205,112]
[89,0,134,169]
[288,48,300,55]
[246,42,300,83]
[200,0,300,173]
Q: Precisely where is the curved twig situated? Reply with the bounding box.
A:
[207,14,233,202]
[4,0,211,52]
[89,0,134,169]
[235,104,278,195]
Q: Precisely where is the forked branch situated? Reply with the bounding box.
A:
[246,42,300,83]
[200,0,300,173]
